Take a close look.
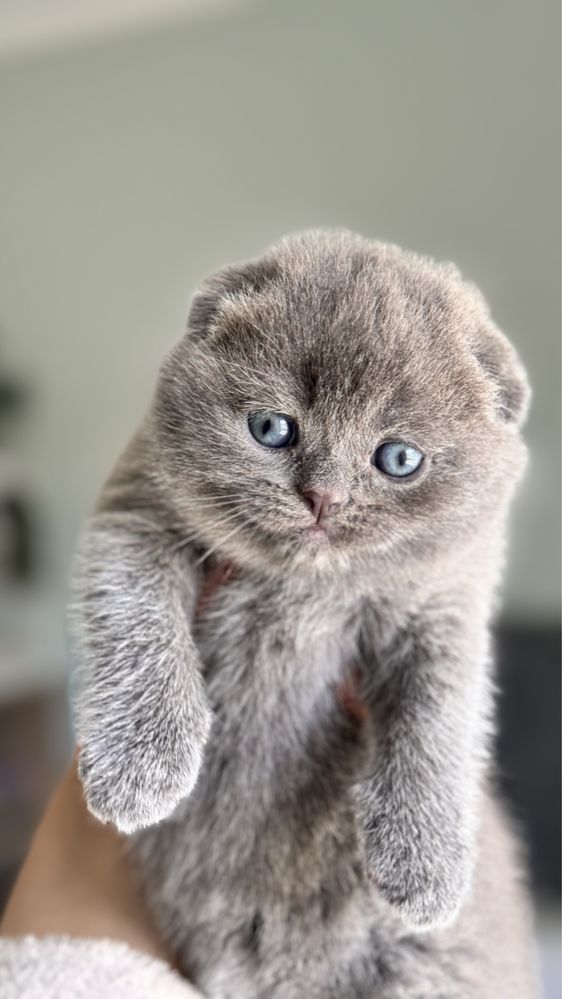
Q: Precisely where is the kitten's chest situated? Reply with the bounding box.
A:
[180,569,367,884]
[193,569,359,706]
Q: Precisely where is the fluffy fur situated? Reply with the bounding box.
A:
[71,231,537,997]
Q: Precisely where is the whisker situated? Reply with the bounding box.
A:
[180,497,247,512]
[194,521,247,567]
[173,509,242,552]
[186,494,247,503]
[184,491,245,498]
[181,500,243,512]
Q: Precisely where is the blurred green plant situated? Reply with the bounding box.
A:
[0,348,34,579]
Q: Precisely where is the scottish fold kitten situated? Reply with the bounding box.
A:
[72,231,537,997]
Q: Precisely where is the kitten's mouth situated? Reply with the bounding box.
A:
[300,523,332,544]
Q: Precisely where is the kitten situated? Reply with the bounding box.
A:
[72,231,537,997]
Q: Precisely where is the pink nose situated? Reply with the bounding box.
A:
[300,488,346,523]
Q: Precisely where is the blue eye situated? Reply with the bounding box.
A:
[248,411,298,449]
[373,441,424,478]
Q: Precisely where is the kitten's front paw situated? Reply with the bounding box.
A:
[78,699,212,834]
[361,809,471,930]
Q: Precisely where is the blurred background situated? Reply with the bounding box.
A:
[0,0,559,993]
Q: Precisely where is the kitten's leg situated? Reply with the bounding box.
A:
[72,511,211,834]
[357,599,491,930]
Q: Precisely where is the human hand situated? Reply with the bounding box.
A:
[0,754,171,965]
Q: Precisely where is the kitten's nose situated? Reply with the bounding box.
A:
[300,487,346,523]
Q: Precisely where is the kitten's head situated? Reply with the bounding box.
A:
[153,230,530,574]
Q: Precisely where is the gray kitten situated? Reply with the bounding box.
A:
[72,231,538,997]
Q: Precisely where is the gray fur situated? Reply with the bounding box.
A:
[71,230,537,996]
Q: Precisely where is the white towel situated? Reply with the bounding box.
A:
[0,935,203,998]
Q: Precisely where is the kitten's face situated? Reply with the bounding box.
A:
[155,232,529,574]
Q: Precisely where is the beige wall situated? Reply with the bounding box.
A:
[0,0,559,624]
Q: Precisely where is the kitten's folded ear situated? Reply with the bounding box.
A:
[187,258,278,340]
[471,321,531,428]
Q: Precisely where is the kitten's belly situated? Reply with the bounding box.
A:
[132,576,378,997]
